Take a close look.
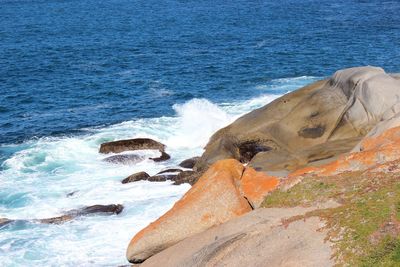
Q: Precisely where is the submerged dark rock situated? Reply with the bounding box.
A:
[0,204,123,226]
[103,154,145,165]
[150,151,171,162]
[99,138,166,154]
[66,191,78,197]
[156,169,183,175]
[39,204,124,224]
[178,157,200,169]
[147,174,177,182]
[122,172,150,184]
[173,171,201,185]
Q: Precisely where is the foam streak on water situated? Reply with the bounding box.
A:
[0,77,317,266]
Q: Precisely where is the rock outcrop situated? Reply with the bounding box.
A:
[195,66,400,173]
[99,138,166,154]
[140,205,336,267]
[126,159,253,263]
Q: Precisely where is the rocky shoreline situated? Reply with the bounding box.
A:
[122,66,400,266]
[4,66,397,266]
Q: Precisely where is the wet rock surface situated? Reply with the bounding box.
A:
[103,154,145,165]
[1,204,124,226]
[149,151,171,162]
[173,171,201,185]
[99,138,166,154]
[122,172,151,184]
[178,157,200,169]
[156,169,183,175]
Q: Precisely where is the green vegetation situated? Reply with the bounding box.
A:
[261,162,400,266]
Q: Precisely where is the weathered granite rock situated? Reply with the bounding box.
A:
[103,154,145,165]
[122,172,150,184]
[196,66,400,173]
[240,167,279,208]
[178,157,200,169]
[126,159,252,263]
[140,205,337,267]
[282,125,400,190]
[99,138,166,154]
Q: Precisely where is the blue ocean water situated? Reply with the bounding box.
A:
[1,0,400,266]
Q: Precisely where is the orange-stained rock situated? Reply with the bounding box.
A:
[240,167,279,208]
[280,126,400,190]
[126,159,252,263]
[317,126,400,176]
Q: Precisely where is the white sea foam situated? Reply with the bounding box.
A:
[0,76,318,266]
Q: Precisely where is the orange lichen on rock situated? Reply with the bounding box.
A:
[126,159,252,263]
[319,126,400,175]
[280,126,400,190]
[240,167,279,208]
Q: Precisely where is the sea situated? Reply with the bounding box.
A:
[1,0,399,265]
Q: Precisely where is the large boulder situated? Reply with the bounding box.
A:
[126,159,252,263]
[195,66,400,173]
[99,138,166,154]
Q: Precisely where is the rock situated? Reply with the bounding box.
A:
[195,66,400,173]
[122,172,150,184]
[126,159,252,263]
[156,169,183,175]
[149,151,171,162]
[99,138,166,154]
[39,204,123,224]
[140,205,337,267]
[147,174,177,182]
[240,167,279,208]
[282,125,400,190]
[122,170,188,185]
[103,154,145,165]
[172,171,201,185]
[66,191,78,197]
[0,204,124,226]
[178,157,200,169]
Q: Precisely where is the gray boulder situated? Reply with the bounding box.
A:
[196,66,400,173]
